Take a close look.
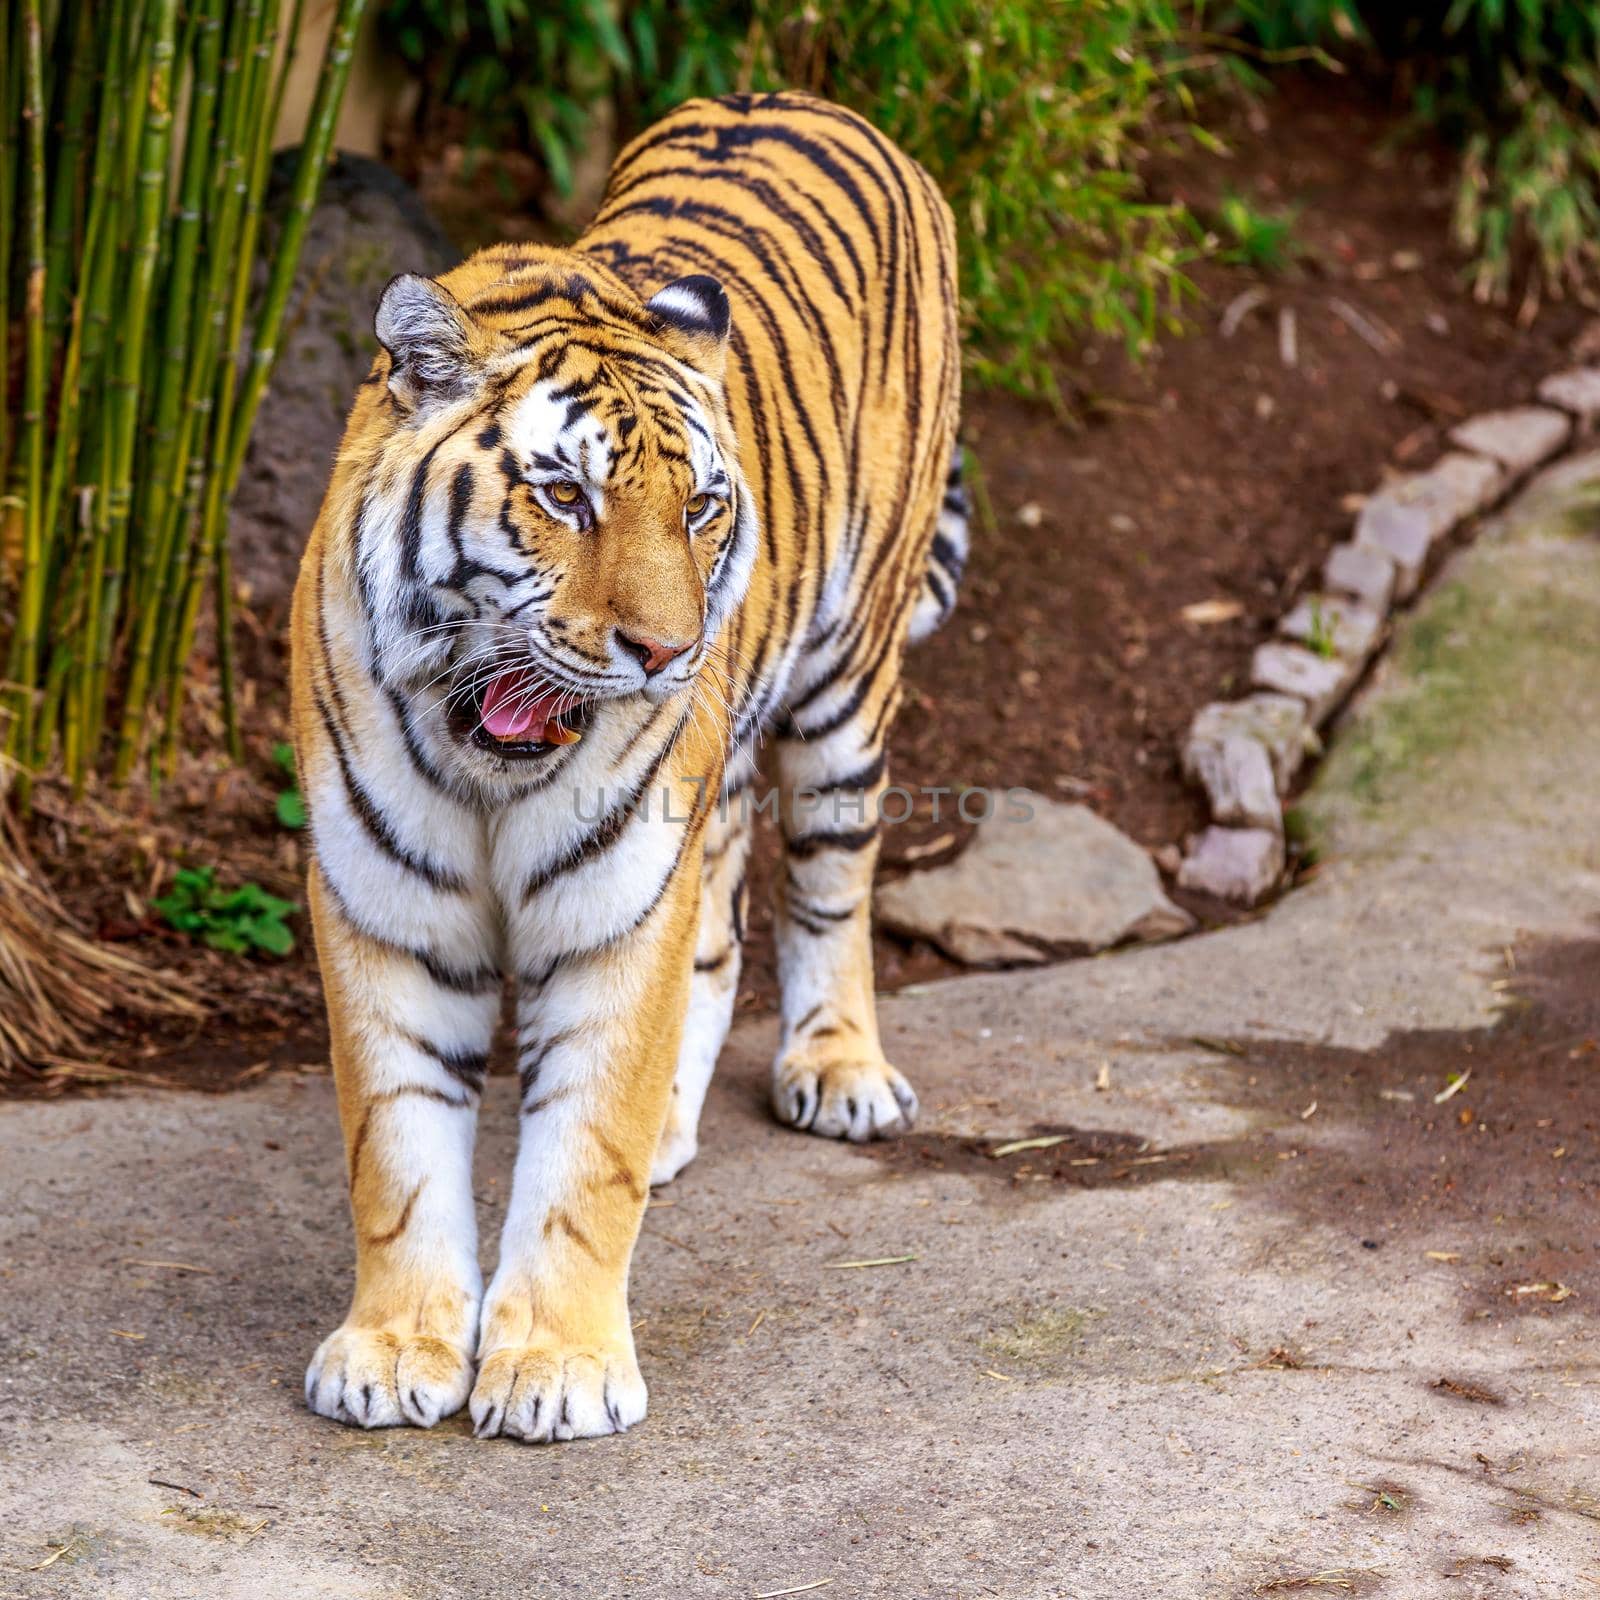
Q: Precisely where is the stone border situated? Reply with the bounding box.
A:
[1176,366,1600,903]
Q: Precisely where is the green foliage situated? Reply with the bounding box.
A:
[1216,190,1303,273]
[1216,0,1364,51]
[1430,0,1600,306]
[151,867,300,957]
[381,0,1213,400]
[271,742,307,830]
[750,0,1204,400]
[382,0,741,194]
[1455,79,1600,308]
[1230,0,1600,307]
[0,0,371,799]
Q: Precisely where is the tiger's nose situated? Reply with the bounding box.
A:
[615,629,694,676]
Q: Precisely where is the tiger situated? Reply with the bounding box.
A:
[290,90,965,1443]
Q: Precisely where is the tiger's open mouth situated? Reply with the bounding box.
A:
[456,667,595,758]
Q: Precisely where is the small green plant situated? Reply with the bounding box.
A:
[1454,74,1600,308]
[271,743,307,830]
[1305,598,1338,659]
[151,868,299,957]
[1216,190,1303,274]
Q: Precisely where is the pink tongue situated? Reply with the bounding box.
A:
[481,671,565,741]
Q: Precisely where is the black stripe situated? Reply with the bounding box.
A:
[317,870,500,995]
[405,1030,489,1091]
[785,824,879,859]
[798,751,887,799]
[518,1028,575,1098]
[521,718,683,903]
[313,686,468,893]
[398,437,447,586]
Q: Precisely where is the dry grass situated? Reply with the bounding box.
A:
[1255,1572,1387,1595]
[0,802,199,1078]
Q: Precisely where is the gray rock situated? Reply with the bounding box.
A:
[1278,593,1383,661]
[1185,733,1281,832]
[1250,641,1357,725]
[1184,693,1310,792]
[1176,825,1285,904]
[1355,452,1503,599]
[1538,367,1600,425]
[1354,498,1432,599]
[875,794,1194,965]
[232,154,459,617]
[1449,405,1571,475]
[1323,541,1396,613]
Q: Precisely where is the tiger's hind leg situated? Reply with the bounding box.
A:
[768,668,917,1142]
[651,761,753,1185]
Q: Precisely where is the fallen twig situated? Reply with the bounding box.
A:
[1328,296,1400,354]
[1221,286,1271,339]
[989,1134,1069,1158]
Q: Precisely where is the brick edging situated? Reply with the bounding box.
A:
[1175,369,1600,903]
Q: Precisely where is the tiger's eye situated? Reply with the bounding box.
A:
[685,493,708,517]
[550,480,580,505]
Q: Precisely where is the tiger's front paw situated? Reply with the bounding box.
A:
[305,1326,475,1429]
[771,1053,918,1142]
[469,1339,647,1443]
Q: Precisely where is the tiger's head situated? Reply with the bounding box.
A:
[348,255,757,784]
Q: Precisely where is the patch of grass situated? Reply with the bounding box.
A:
[981,1305,1094,1365]
[1216,190,1304,274]
[1311,565,1599,813]
[1304,597,1338,660]
[160,1505,270,1540]
[151,867,299,957]
[1254,1573,1386,1596]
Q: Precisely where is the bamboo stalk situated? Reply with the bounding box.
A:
[136,0,259,753]
[223,0,370,499]
[7,0,370,796]
[41,0,96,348]
[110,0,225,783]
[41,0,128,582]
[79,0,178,772]
[214,0,298,762]
[167,0,369,773]
[153,0,271,777]
[11,0,51,806]
[1,0,21,494]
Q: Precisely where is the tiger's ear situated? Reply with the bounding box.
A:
[646,275,730,381]
[374,273,480,413]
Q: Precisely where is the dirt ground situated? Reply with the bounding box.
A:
[11,70,1594,1095]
